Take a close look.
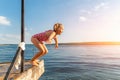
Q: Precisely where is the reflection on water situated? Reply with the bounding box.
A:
[39,45,120,80]
[0,45,120,80]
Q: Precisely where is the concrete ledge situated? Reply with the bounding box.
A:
[13,60,45,80]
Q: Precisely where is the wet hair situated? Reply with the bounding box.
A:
[53,23,63,32]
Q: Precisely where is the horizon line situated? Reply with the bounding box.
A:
[1,41,120,45]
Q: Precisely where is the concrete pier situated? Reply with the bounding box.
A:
[0,60,45,80]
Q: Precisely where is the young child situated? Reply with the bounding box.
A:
[31,23,64,66]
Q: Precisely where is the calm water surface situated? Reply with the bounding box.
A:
[0,44,120,80]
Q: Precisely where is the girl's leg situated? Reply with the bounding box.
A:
[42,43,48,55]
[34,44,48,64]
[31,37,46,66]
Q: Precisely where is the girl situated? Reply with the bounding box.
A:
[31,23,64,66]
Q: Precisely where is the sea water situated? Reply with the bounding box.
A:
[0,44,120,80]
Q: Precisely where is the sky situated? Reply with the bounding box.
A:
[0,0,120,44]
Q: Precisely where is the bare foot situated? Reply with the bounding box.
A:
[30,60,39,66]
[35,59,40,64]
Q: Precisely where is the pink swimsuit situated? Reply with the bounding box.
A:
[32,30,53,42]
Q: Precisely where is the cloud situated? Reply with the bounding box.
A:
[0,32,32,44]
[94,2,109,11]
[0,27,33,43]
[0,16,11,26]
[79,16,87,22]
[25,27,33,37]
[4,34,20,39]
[25,27,33,31]
[79,2,109,23]
[80,10,92,15]
[0,34,20,44]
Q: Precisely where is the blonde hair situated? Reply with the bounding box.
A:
[53,23,64,32]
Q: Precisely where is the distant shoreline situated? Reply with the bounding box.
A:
[1,42,120,45]
[59,42,120,45]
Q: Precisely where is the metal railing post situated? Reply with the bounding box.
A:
[4,0,25,79]
[21,0,25,73]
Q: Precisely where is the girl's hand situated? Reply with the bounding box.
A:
[55,44,58,49]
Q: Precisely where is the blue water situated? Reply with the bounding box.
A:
[0,44,120,80]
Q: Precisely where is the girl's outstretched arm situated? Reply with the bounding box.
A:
[46,31,56,43]
[54,36,58,48]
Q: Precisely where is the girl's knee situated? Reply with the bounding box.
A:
[41,49,48,54]
[39,47,48,55]
[40,49,45,54]
[45,49,48,54]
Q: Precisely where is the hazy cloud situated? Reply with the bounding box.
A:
[0,16,11,26]
[79,2,109,23]
[0,34,20,44]
[80,10,92,15]
[25,27,33,31]
[79,16,87,22]
[94,2,109,11]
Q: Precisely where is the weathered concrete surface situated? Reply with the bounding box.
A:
[0,62,11,80]
[13,60,44,80]
[0,60,44,80]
